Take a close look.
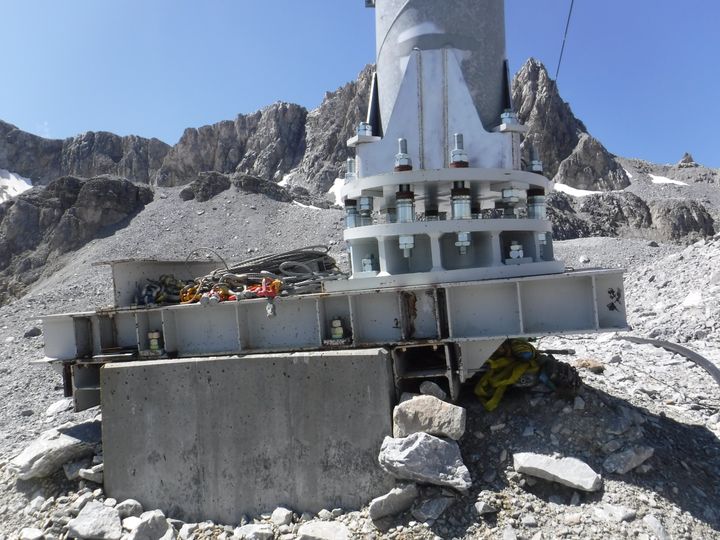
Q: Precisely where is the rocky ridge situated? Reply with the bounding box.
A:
[0,121,170,186]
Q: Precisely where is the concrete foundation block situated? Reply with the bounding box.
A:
[102,349,395,523]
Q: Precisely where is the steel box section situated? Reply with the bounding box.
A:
[101,349,395,523]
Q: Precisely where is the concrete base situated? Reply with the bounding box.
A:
[101,349,395,524]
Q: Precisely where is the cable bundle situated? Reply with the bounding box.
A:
[180,245,346,304]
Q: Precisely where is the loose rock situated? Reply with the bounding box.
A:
[297,521,350,540]
[379,433,472,491]
[67,500,122,540]
[513,452,602,492]
[392,395,466,440]
[419,381,448,401]
[127,510,170,540]
[412,496,454,522]
[270,507,293,526]
[115,499,144,519]
[603,446,654,474]
[368,483,418,520]
[235,524,274,540]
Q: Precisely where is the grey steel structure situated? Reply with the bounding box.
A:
[39,0,627,407]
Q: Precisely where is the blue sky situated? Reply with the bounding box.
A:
[1,0,718,167]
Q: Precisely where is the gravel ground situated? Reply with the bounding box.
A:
[0,188,719,539]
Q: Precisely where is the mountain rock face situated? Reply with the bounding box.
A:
[154,102,307,187]
[0,120,170,185]
[648,199,715,241]
[512,59,630,191]
[289,65,375,195]
[0,176,152,303]
[547,192,714,242]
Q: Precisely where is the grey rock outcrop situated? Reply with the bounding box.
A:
[378,432,472,491]
[8,419,101,480]
[289,65,374,195]
[513,59,629,190]
[513,452,602,492]
[154,102,307,187]
[648,199,715,241]
[392,395,466,440]
[546,192,591,240]
[0,120,170,185]
[0,176,152,304]
[578,192,653,236]
[67,500,122,540]
[678,152,698,168]
[555,134,630,191]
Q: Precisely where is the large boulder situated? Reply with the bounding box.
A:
[8,420,101,480]
[513,452,602,492]
[67,501,123,540]
[392,395,466,440]
[378,432,472,492]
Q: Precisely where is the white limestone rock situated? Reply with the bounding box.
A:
[115,499,144,519]
[122,516,142,531]
[392,395,466,440]
[513,452,602,492]
[67,500,122,540]
[297,521,350,540]
[79,463,104,484]
[178,523,198,540]
[603,446,654,474]
[368,483,418,520]
[270,507,294,526]
[127,510,170,540]
[235,523,274,540]
[19,528,44,540]
[379,432,472,491]
[45,397,73,416]
[8,420,101,480]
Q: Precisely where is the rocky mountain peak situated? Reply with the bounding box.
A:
[512,58,629,191]
[678,152,698,168]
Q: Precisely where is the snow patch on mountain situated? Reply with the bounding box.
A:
[0,169,32,202]
[553,182,605,197]
[649,174,688,186]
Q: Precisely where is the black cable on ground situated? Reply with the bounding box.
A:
[616,335,720,388]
